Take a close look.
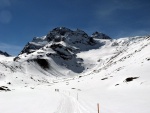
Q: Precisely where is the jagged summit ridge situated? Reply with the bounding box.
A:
[46,27,91,45]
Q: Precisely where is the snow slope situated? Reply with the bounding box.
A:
[0,28,150,113]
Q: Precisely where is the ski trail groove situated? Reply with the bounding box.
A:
[54,92,90,113]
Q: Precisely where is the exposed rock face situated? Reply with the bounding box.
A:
[0,50,10,57]
[92,31,111,39]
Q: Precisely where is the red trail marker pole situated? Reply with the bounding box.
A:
[97,103,100,113]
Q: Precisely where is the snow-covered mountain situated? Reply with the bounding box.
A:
[0,27,150,113]
[20,27,110,54]
[15,27,110,74]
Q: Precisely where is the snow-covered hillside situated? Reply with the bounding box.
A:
[0,28,150,113]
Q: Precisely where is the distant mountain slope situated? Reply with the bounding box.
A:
[0,50,10,57]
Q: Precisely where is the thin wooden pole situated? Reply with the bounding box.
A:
[77,92,78,100]
[97,103,100,113]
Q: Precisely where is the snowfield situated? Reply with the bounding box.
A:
[0,29,150,113]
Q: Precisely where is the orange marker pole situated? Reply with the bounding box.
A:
[97,103,100,113]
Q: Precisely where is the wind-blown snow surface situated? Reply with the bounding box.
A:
[0,35,150,113]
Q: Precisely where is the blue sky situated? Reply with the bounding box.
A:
[0,0,150,55]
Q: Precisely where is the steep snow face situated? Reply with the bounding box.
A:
[20,36,48,54]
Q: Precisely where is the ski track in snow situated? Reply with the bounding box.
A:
[55,92,90,113]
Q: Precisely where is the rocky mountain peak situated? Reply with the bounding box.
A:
[0,50,10,57]
[21,27,109,55]
[92,31,111,39]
